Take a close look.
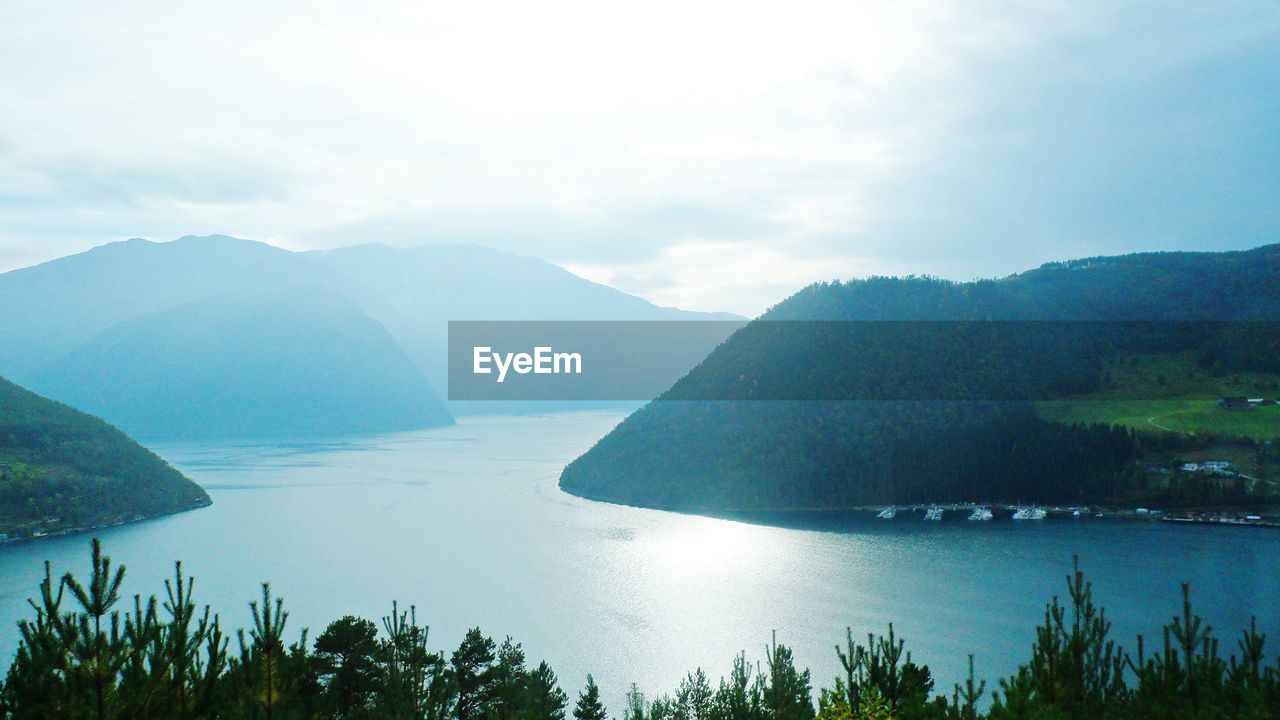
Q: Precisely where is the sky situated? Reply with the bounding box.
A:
[0,1,1277,316]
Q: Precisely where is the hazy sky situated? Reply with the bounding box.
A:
[1,1,1276,315]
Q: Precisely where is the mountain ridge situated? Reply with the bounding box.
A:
[560,242,1280,513]
[0,235,738,438]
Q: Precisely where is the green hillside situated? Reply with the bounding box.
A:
[1037,352,1280,440]
[560,244,1280,512]
[1039,398,1279,440]
[0,377,209,541]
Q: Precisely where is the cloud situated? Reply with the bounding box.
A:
[0,0,1275,315]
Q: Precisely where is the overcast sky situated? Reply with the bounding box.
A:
[1,1,1276,315]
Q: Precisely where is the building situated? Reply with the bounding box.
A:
[1220,396,1250,409]
[1181,463,1199,472]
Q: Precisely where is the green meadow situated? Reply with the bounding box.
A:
[1037,397,1280,441]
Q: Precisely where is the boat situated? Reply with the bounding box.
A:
[924,506,943,521]
[876,507,896,519]
[1011,506,1047,520]
[967,507,993,521]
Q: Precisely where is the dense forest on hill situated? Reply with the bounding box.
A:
[4,541,1278,719]
[0,377,208,540]
[561,245,1280,511]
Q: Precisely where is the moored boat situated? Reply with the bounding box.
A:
[967,507,993,521]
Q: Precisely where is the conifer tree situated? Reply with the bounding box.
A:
[2,562,71,718]
[492,637,530,720]
[762,632,814,720]
[234,583,305,720]
[452,628,498,720]
[524,661,569,720]
[574,675,608,720]
[381,602,455,720]
[709,654,763,720]
[62,537,128,720]
[313,615,383,718]
[625,683,648,720]
[675,669,713,720]
[161,562,206,717]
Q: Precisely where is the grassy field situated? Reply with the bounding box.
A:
[1036,397,1280,441]
[1033,352,1280,442]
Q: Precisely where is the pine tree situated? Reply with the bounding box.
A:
[491,636,529,720]
[452,628,497,720]
[381,602,454,720]
[762,632,814,720]
[709,654,763,720]
[625,682,648,720]
[62,537,128,720]
[2,562,72,719]
[313,615,383,717]
[574,675,608,720]
[524,661,568,720]
[675,669,713,720]
[234,583,305,720]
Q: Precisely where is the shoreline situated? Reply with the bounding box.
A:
[0,495,213,547]
[560,486,1280,529]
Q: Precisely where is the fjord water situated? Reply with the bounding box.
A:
[2,411,1278,707]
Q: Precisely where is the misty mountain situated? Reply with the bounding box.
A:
[0,235,338,381]
[311,243,739,401]
[26,288,452,441]
[559,244,1280,512]
[0,376,209,540]
[0,235,735,438]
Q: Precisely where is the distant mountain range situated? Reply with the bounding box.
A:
[0,235,736,440]
[30,288,451,440]
[0,376,209,541]
[560,244,1280,512]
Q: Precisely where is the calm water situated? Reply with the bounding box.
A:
[2,411,1278,709]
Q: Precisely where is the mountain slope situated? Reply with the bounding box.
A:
[0,235,338,381]
[559,244,1280,512]
[312,243,741,398]
[26,288,452,440]
[0,377,209,541]
[0,236,738,432]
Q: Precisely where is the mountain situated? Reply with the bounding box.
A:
[0,376,209,541]
[0,236,737,437]
[26,288,452,441]
[310,243,740,400]
[559,244,1280,512]
[0,235,338,381]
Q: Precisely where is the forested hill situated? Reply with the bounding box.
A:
[0,377,209,541]
[766,243,1280,321]
[559,244,1280,512]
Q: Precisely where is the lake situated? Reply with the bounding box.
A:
[2,411,1278,710]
